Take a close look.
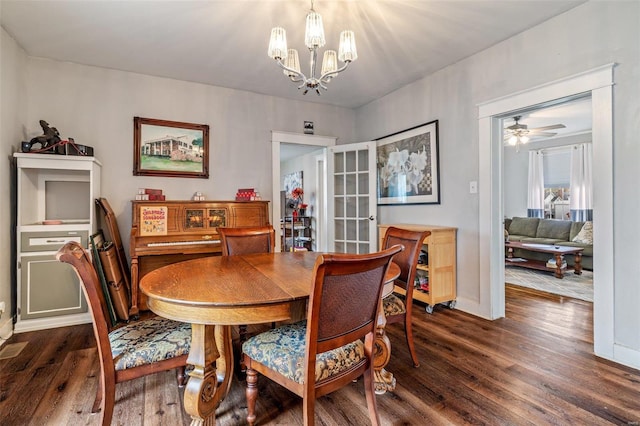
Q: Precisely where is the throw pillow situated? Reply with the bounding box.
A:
[572,221,593,244]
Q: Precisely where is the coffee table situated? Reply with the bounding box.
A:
[505,241,584,279]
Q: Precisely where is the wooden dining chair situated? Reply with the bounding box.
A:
[218,226,275,256]
[381,226,431,367]
[242,244,404,426]
[56,241,191,426]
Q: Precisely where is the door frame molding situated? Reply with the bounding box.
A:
[271,131,336,252]
[477,64,616,360]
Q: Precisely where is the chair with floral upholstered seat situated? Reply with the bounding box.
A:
[57,241,190,426]
[241,244,403,426]
[381,226,431,367]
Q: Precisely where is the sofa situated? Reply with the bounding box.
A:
[504,217,593,270]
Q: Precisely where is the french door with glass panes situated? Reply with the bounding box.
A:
[327,142,377,253]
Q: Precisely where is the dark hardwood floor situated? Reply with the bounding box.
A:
[1,285,639,425]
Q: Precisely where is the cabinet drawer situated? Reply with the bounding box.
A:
[21,230,88,252]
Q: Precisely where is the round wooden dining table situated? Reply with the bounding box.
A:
[140,251,400,425]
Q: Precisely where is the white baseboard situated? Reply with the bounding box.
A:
[13,312,92,334]
[612,344,640,371]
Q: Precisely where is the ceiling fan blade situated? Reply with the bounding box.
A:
[530,131,558,137]
[531,124,566,131]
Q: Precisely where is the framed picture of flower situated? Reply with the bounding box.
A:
[375,120,440,205]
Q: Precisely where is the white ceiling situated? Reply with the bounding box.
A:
[1,0,586,109]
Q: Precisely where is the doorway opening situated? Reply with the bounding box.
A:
[478,64,614,360]
[501,96,594,301]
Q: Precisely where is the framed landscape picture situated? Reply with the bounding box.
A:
[133,117,209,178]
[376,120,440,205]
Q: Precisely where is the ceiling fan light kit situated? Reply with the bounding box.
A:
[504,115,566,151]
[268,0,357,95]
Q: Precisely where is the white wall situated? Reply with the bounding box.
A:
[0,27,28,341]
[354,1,640,364]
[20,58,355,255]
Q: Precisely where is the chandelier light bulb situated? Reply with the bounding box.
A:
[509,136,518,146]
[284,49,301,77]
[338,30,358,62]
[268,27,288,60]
[305,10,326,48]
[321,50,338,76]
[520,135,530,143]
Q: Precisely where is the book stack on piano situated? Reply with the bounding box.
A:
[135,188,165,201]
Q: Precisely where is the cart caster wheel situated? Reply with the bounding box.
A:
[448,300,457,310]
[425,304,434,314]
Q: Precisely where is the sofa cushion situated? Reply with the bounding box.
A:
[536,219,571,241]
[570,221,585,241]
[508,217,539,237]
[572,221,593,244]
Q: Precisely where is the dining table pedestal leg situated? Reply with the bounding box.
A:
[184,324,234,425]
[373,306,396,395]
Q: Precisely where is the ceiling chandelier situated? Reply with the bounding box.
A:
[268,0,357,95]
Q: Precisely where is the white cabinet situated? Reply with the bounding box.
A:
[14,153,101,332]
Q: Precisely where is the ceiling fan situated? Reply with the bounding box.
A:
[504,115,566,150]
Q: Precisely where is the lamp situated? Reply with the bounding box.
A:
[268,0,357,95]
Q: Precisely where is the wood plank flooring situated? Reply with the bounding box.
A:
[1,285,639,425]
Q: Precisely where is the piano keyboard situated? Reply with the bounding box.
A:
[147,240,220,247]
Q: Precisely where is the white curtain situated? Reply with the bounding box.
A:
[570,143,593,221]
[527,150,545,218]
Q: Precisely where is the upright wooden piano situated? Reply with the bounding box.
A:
[129,200,270,317]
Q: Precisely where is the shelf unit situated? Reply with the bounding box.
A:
[281,216,312,252]
[378,224,457,314]
[14,153,101,332]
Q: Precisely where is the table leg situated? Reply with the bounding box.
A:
[184,324,234,426]
[373,304,396,395]
[574,252,583,275]
[554,253,565,279]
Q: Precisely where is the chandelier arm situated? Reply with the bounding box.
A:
[274,58,309,83]
[319,61,351,83]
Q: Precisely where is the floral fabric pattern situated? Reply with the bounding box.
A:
[109,316,191,371]
[383,293,406,316]
[242,321,365,384]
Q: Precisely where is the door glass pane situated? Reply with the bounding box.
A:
[334,152,344,173]
[358,219,369,242]
[335,241,345,252]
[359,243,370,254]
[346,242,357,253]
[334,174,344,196]
[345,151,356,172]
[358,149,368,170]
[358,171,369,194]
[334,219,344,240]
[358,196,369,217]
[334,198,344,218]
[346,196,357,218]
[346,173,356,195]
[346,219,357,240]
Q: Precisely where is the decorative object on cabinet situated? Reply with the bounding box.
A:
[378,224,456,314]
[129,200,270,318]
[375,120,440,205]
[56,241,190,426]
[14,152,101,332]
[133,116,209,178]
